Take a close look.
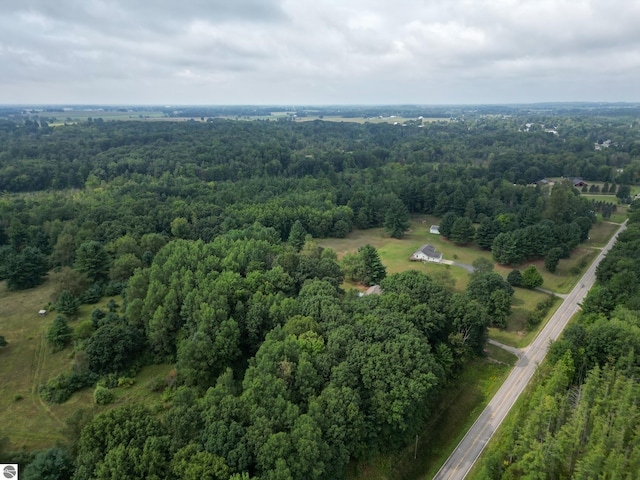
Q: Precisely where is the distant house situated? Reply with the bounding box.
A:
[570,177,587,187]
[534,178,553,186]
[430,225,440,235]
[363,285,382,296]
[410,244,443,263]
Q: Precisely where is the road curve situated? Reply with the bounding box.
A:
[432,220,628,480]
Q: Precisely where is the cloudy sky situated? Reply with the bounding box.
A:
[1,0,639,105]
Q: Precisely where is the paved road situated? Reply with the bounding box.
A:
[432,220,628,480]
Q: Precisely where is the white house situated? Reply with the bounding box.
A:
[410,244,443,263]
[430,225,440,235]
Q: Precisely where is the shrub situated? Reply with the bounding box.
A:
[73,320,94,341]
[147,377,167,393]
[117,377,135,388]
[94,386,114,405]
[38,371,97,404]
[104,281,124,297]
[82,283,104,304]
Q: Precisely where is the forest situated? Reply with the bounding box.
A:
[0,108,638,479]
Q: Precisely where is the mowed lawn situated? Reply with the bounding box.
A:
[0,278,171,451]
[319,217,494,292]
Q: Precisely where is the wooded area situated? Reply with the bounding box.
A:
[0,108,638,479]
[476,204,640,479]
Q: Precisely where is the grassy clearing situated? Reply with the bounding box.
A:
[485,344,518,366]
[319,218,494,293]
[495,247,596,295]
[347,359,512,480]
[47,110,165,122]
[584,221,619,247]
[489,292,561,348]
[0,279,169,451]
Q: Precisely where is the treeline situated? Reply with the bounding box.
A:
[476,200,640,479]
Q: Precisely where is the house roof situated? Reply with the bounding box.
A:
[363,285,382,295]
[417,244,442,258]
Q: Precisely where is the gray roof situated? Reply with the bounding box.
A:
[363,285,383,295]
[417,244,442,257]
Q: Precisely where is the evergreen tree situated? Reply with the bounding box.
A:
[288,220,307,252]
[55,290,80,316]
[24,447,75,480]
[449,217,476,245]
[358,244,386,286]
[75,241,110,282]
[46,315,73,352]
[439,212,458,238]
[475,218,501,250]
[383,198,410,239]
[507,269,523,287]
[544,247,563,273]
[2,246,49,290]
[492,232,523,266]
[0,335,7,347]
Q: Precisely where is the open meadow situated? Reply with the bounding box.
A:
[0,279,171,451]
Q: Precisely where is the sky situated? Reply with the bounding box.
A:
[1,0,640,105]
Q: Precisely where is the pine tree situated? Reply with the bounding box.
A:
[56,290,80,316]
[358,244,386,286]
[439,212,458,238]
[383,198,410,239]
[449,217,475,245]
[2,246,49,291]
[46,315,73,352]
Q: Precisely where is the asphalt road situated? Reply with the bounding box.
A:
[432,220,628,480]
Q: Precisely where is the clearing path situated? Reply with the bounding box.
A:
[487,339,524,359]
[432,220,628,480]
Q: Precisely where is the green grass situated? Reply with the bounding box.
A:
[347,358,512,480]
[320,217,494,292]
[0,278,170,451]
[47,110,165,123]
[484,343,518,366]
[489,292,561,348]
[584,221,619,247]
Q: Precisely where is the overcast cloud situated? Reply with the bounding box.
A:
[1,0,639,104]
